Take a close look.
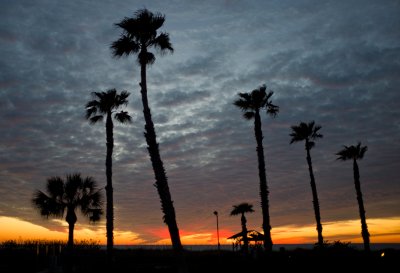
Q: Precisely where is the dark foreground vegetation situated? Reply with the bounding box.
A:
[0,240,398,273]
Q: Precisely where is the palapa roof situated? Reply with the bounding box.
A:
[227,230,265,241]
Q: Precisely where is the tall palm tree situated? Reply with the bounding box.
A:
[336,142,370,251]
[32,173,102,249]
[111,9,183,251]
[230,203,255,253]
[233,85,278,252]
[289,121,324,247]
[85,89,131,262]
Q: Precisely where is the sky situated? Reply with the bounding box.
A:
[0,0,399,246]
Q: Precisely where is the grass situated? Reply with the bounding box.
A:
[0,240,398,273]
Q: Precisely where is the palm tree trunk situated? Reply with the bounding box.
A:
[305,143,324,247]
[66,208,77,249]
[67,223,75,250]
[241,214,249,253]
[139,59,183,251]
[253,110,273,252]
[353,159,370,251]
[66,220,75,273]
[65,208,77,273]
[105,112,114,264]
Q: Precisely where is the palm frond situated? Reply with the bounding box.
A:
[336,145,352,161]
[65,173,82,204]
[89,115,103,124]
[243,111,255,120]
[266,102,279,117]
[311,124,323,140]
[85,107,97,120]
[46,177,64,199]
[117,90,130,105]
[114,111,132,124]
[359,143,368,159]
[233,98,251,111]
[151,32,174,54]
[82,176,96,195]
[111,35,140,57]
[32,190,65,218]
[80,189,103,219]
[88,208,103,223]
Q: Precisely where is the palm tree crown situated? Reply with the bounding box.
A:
[336,142,368,161]
[111,8,173,65]
[230,203,255,216]
[234,85,279,120]
[32,173,103,247]
[290,121,323,150]
[85,89,132,124]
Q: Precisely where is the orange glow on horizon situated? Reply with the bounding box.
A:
[0,217,144,245]
[1,216,399,245]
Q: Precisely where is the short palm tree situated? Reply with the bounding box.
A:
[234,84,278,252]
[111,9,183,251]
[290,121,324,247]
[230,203,255,253]
[85,88,131,262]
[32,173,102,249]
[336,142,370,251]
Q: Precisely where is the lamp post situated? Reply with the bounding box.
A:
[213,211,220,251]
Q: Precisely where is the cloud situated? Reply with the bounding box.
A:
[0,0,399,244]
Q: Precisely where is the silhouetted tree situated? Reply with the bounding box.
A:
[234,85,278,252]
[32,173,102,249]
[290,121,324,247]
[111,9,183,251]
[85,89,131,263]
[336,142,370,251]
[230,203,255,253]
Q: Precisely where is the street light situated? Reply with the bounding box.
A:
[213,211,220,251]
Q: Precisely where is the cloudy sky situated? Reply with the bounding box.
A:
[1,0,399,245]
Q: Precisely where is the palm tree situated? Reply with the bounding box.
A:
[289,121,324,247]
[230,203,255,253]
[111,9,183,251]
[233,85,278,252]
[336,142,370,251]
[85,89,131,262]
[32,173,103,249]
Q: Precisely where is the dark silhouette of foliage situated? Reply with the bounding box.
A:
[233,84,278,252]
[230,203,255,254]
[290,121,324,248]
[32,173,103,249]
[111,9,183,252]
[85,88,131,263]
[337,142,370,251]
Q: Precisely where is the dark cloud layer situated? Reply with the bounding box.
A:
[1,0,399,243]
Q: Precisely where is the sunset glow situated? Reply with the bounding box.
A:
[1,216,399,245]
[0,3,399,268]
